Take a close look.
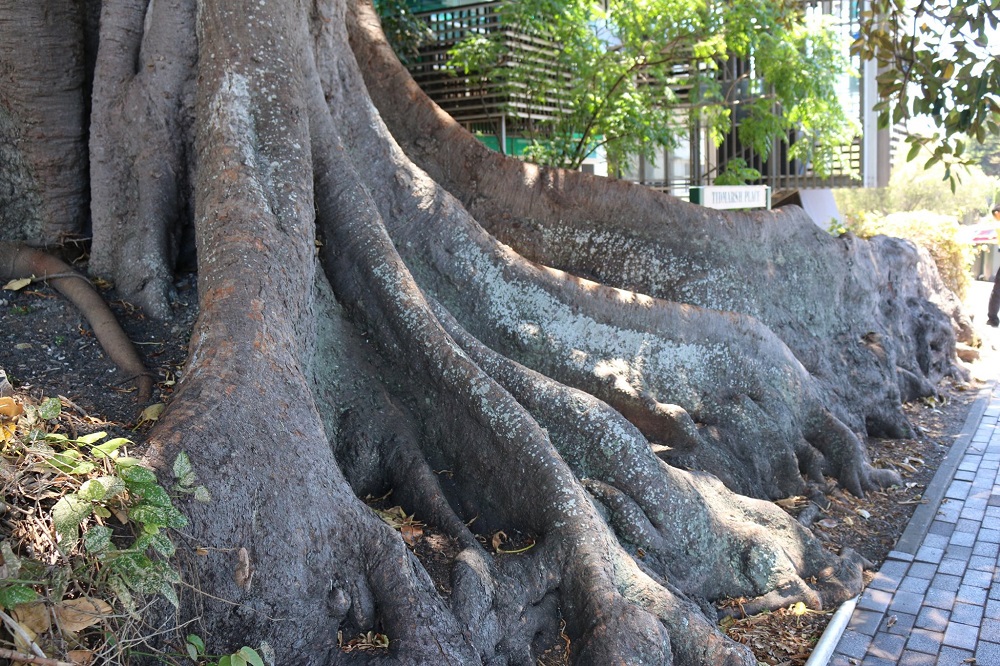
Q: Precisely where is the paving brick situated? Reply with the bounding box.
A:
[908,561,938,579]
[898,575,931,594]
[959,459,982,472]
[927,520,956,537]
[869,560,909,592]
[857,588,893,613]
[976,641,1000,666]
[973,540,1000,558]
[986,599,1000,619]
[980,527,1000,543]
[915,605,950,631]
[955,517,981,533]
[848,608,883,636]
[949,530,977,547]
[881,611,915,636]
[827,655,855,666]
[924,586,957,610]
[956,584,989,606]
[944,621,980,651]
[959,506,986,522]
[936,558,965,576]
[924,532,951,549]
[966,493,989,509]
[869,631,906,660]
[950,601,985,626]
[897,650,936,666]
[836,629,873,659]
[944,543,974,561]
[916,545,946,564]
[946,480,974,500]
[937,645,975,666]
[931,573,963,593]
[888,590,924,615]
[886,549,915,562]
[955,469,977,482]
[968,554,996,571]
[937,502,962,523]
[963,567,994,589]
[860,656,895,666]
[982,618,1000,639]
[906,627,945,654]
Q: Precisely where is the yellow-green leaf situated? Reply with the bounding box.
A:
[3,277,32,291]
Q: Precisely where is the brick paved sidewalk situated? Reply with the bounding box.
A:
[826,381,1000,666]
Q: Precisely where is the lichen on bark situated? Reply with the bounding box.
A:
[0,0,970,663]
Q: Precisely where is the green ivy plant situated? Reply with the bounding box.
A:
[1,396,209,616]
[185,634,267,666]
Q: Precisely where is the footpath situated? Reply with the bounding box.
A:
[811,303,1000,666]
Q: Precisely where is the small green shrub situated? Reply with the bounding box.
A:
[840,210,973,299]
[0,394,209,663]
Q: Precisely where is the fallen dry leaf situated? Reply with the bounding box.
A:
[400,523,423,546]
[12,602,51,635]
[491,531,507,551]
[68,649,95,665]
[54,597,113,633]
[137,402,165,425]
[3,277,33,291]
[0,396,24,418]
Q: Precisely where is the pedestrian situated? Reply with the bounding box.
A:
[990,268,1000,327]
[991,206,1000,327]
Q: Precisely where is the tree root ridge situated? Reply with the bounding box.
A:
[349,1,959,449]
[0,241,154,402]
[2,0,947,663]
[431,295,865,621]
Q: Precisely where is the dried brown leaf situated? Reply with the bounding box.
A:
[54,597,113,633]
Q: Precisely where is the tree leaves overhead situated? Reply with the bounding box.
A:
[442,0,857,172]
[854,0,1000,175]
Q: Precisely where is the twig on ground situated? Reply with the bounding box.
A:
[0,647,76,666]
[0,608,48,658]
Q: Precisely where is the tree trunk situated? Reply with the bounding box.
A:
[0,0,968,663]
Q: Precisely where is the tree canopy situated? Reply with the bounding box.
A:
[854,0,1000,176]
[430,0,859,173]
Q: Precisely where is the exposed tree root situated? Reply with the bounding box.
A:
[2,0,965,663]
[0,241,153,402]
[347,0,962,444]
[89,0,196,318]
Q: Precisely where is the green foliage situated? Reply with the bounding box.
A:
[185,634,267,666]
[0,393,215,661]
[713,157,761,185]
[839,210,974,299]
[835,158,998,223]
[441,0,857,171]
[967,130,1000,178]
[853,0,1000,182]
[374,0,435,64]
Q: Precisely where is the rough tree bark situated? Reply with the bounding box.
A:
[0,0,967,664]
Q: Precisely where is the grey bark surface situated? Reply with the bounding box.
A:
[0,0,970,664]
[347,4,967,444]
[0,0,88,242]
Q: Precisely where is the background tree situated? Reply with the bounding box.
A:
[854,0,1000,178]
[0,0,971,663]
[439,0,858,173]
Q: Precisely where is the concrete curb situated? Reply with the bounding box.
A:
[804,380,996,666]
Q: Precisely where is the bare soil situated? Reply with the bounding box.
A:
[1,274,996,666]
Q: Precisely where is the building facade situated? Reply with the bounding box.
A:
[398,0,891,207]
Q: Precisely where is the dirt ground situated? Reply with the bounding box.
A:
[1,270,997,666]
